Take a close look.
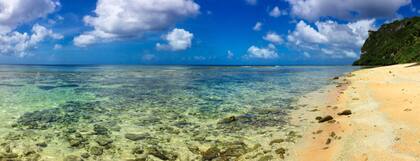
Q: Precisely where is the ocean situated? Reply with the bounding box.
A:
[0,65,358,160]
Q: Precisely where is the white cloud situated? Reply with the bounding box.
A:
[74,0,200,47]
[263,32,283,44]
[53,44,62,50]
[287,19,376,58]
[245,0,257,5]
[286,0,410,21]
[227,50,234,59]
[0,0,60,56]
[156,28,193,51]
[0,24,63,56]
[269,6,286,18]
[247,44,278,59]
[253,22,263,31]
[0,0,59,33]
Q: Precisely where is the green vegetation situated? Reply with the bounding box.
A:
[353,16,420,66]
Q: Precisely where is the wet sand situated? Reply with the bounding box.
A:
[289,63,420,161]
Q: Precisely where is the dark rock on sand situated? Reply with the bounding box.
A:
[318,115,334,123]
[125,133,150,141]
[337,110,352,115]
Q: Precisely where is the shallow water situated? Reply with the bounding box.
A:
[0,65,357,161]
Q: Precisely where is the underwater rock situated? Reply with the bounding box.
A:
[337,110,352,116]
[36,142,48,148]
[269,139,284,145]
[67,133,87,148]
[132,147,144,154]
[201,146,220,161]
[95,136,113,146]
[219,116,237,124]
[90,146,104,156]
[275,148,286,159]
[145,147,176,161]
[258,155,273,161]
[16,101,101,129]
[219,141,248,159]
[17,108,61,129]
[93,124,109,135]
[64,155,82,161]
[0,152,19,159]
[81,153,90,158]
[318,115,334,123]
[125,133,150,141]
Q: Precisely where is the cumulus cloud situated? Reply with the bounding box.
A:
[263,32,283,44]
[0,24,63,56]
[74,0,200,47]
[253,22,263,31]
[287,19,376,58]
[0,0,59,33]
[156,28,193,51]
[269,6,286,18]
[0,0,61,56]
[247,44,278,59]
[286,0,410,21]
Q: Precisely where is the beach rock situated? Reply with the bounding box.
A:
[201,146,220,160]
[337,110,352,115]
[93,124,109,135]
[125,133,150,141]
[90,146,104,156]
[333,76,339,80]
[318,115,334,123]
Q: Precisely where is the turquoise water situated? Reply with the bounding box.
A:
[0,65,357,161]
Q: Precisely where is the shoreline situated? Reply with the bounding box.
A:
[288,63,420,161]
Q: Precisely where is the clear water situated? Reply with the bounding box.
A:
[0,65,357,161]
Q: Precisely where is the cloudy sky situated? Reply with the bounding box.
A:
[0,0,418,65]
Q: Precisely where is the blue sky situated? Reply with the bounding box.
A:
[0,0,418,65]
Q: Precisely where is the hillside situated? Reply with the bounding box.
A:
[353,17,420,66]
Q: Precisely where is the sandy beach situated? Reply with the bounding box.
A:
[289,63,420,161]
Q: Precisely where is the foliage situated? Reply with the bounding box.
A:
[353,16,420,66]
